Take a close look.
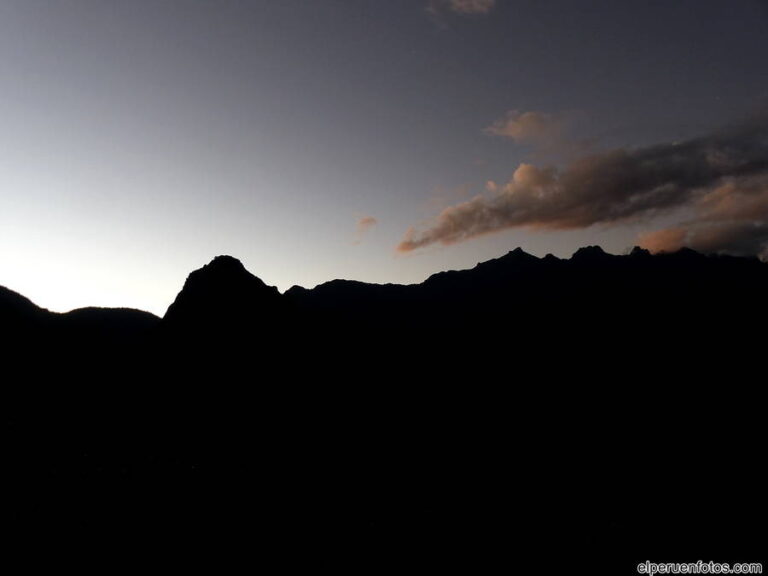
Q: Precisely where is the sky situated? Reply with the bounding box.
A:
[1,0,767,315]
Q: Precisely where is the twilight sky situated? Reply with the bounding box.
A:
[1,0,767,315]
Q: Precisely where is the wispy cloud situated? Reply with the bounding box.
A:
[353,216,378,244]
[485,109,590,160]
[398,117,768,258]
[447,0,496,14]
[428,0,497,17]
[485,110,567,147]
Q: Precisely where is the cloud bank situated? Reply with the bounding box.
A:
[397,118,768,258]
[638,175,768,258]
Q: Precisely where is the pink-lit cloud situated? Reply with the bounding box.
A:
[354,216,378,244]
[485,110,567,147]
[398,118,768,258]
[639,175,768,259]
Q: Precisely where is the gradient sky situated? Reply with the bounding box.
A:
[1,0,767,315]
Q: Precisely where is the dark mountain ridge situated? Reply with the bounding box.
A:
[164,255,281,324]
[1,285,159,350]
[4,246,766,330]
[2,246,765,572]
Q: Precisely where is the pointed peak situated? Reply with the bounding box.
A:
[184,255,271,289]
[676,247,703,256]
[572,245,609,260]
[502,247,538,262]
[630,246,651,257]
[190,255,264,285]
[510,247,533,256]
[662,247,707,262]
[204,255,247,271]
[163,255,280,323]
[285,285,307,296]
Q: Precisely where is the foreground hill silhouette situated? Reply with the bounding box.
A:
[3,247,765,572]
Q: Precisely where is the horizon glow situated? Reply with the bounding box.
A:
[1,1,766,316]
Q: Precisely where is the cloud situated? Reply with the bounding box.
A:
[357,216,378,233]
[485,110,567,147]
[448,0,496,14]
[637,228,687,254]
[354,216,378,244]
[428,0,496,16]
[397,118,768,255]
[639,175,768,258]
[640,222,768,259]
[485,109,592,161]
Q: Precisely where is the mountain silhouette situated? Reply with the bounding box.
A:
[2,246,765,571]
[164,255,281,324]
[0,285,42,317]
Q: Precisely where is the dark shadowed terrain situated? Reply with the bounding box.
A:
[3,247,765,572]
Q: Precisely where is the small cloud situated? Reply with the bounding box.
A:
[353,216,378,245]
[357,216,378,233]
[427,0,496,17]
[447,0,496,14]
[485,110,570,151]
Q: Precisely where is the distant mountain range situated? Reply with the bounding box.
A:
[5,245,766,342]
[3,246,765,571]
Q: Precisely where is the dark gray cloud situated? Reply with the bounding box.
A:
[639,174,768,259]
[398,119,768,256]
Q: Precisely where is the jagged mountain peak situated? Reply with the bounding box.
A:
[163,255,281,325]
[190,255,259,282]
[470,247,539,273]
[572,245,609,260]
[180,255,272,289]
[504,247,539,261]
[204,254,247,271]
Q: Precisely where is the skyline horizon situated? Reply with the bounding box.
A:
[4,241,765,317]
[2,1,766,316]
